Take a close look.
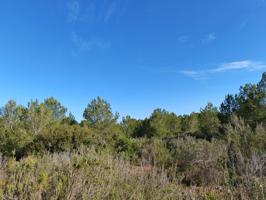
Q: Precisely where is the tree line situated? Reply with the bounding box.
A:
[0,73,265,159]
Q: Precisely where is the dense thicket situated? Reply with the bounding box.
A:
[0,72,265,199]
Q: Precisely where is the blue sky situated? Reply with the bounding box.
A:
[0,0,266,121]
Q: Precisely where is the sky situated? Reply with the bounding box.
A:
[0,0,266,121]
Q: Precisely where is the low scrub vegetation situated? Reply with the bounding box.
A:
[0,147,265,199]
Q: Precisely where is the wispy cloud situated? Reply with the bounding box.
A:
[71,32,110,52]
[212,60,266,72]
[104,1,117,23]
[257,0,265,5]
[66,0,126,24]
[67,0,80,23]
[179,70,206,80]
[178,35,190,43]
[202,32,216,44]
[180,60,266,80]
[238,19,249,30]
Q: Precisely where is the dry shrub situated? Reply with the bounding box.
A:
[167,137,228,186]
[0,147,265,200]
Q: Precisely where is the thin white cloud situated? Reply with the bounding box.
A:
[213,60,266,72]
[67,0,80,23]
[72,32,110,51]
[238,19,249,30]
[179,70,207,80]
[104,1,117,23]
[202,32,216,44]
[66,0,125,24]
[80,3,96,24]
[178,35,190,43]
[180,60,266,79]
[257,0,265,4]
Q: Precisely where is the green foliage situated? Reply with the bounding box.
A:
[220,72,266,128]
[203,191,218,200]
[121,115,142,137]
[0,127,33,158]
[114,134,139,160]
[132,119,155,138]
[220,94,238,123]
[199,103,221,140]
[181,113,200,134]
[237,83,266,127]
[27,99,54,135]
[149,109,182,137]
[62,112,78,125]
[30,123,91,153]
[83,96,119,129]
[43,97,67,120]
[0,100,21,130]
[0,98,91,158]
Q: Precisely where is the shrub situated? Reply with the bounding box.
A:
[167,137,228,186]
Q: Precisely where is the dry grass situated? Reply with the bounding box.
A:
[0,148,265,200]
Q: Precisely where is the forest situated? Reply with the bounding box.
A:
[0,72,265,200]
